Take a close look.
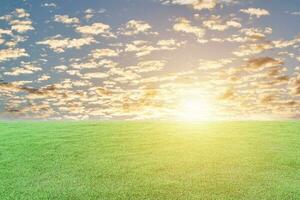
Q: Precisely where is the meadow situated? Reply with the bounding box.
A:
[0,121,299,200]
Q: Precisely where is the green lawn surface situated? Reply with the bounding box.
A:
[0,121,299,199]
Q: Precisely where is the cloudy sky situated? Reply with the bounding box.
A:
[0,0,300,120]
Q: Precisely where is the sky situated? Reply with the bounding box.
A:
[0,0,300,120]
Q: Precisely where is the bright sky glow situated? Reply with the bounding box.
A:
[177,98,213,121]
[0,0,300,120]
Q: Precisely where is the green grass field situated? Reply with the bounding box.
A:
[0,121,299,200]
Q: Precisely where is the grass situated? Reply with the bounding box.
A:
[0,121,299,200]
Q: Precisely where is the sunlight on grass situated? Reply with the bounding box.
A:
[0,121,299,199]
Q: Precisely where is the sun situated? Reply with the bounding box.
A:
[176,94,214,121]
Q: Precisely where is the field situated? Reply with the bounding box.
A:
[0,121,299,200]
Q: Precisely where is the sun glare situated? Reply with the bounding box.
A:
[176,95,214,121]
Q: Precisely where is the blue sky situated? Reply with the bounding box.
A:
[0,0,300,120]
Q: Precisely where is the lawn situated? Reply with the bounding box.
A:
[0,121,299,200]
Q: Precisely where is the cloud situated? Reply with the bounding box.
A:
[84,72,110,79]
[1,35,28,48]
[42,3,57,8]
[125,40,156,57]
[198,58,233,70]
[273,36,300,48]
[71,59,118,69]
[240,27,272,40]
[11,80,32,86]
[289,11,300,16]
[37,35,96,52]
[218,88,236,100]
[75,23,115,37]
[203,15,241,31]
[232,36,299,57]
[245,57,283,71]
[54,15,80,24]
[0,81,58,98]
[84,9,95,20]
[0,28,13,36]
[120,20,155,35]
[10,19,34,33]
[4,63,42,76]
[0,82,22,93]
[14,8,30,18]
[173,18,205,41]
[0,48,28,62]
[109,68,140,83]
[162,0,217,10]
[65,69,82,76]
[0,8,34,33]
[288,71,300,96]
[233,42,273,57]
[84,8,106,20]
[157,39,185,50]
[259,94,276,104]
[124,39,183,57]
[54,65,68,71]
[240,8,270,18]
[38,74,51,82]
[91,87,112,96]
[128,60,167,73]
[89,48,119,58]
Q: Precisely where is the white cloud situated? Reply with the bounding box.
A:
[4,63,41,76]
[128,60,167,73]
[289,72,300,96]
[125,40,156,57]
[173,18,205,41]
[240,27,272,40]
[198,58,233,70]
[0,8,34,33]
[203,15,241,31]
[38,75,51,82]
[54,65,68,71]
[0,28,13,36]
[84,72,109,79]
[0,48,28,62]
[14,8,30,18]
[37,35,96,52]
[240,8,270,18]
[162,0,217,10]
[233,42,273,57]
[71,59,118,69]
[54,15,80,24]
[245,57,283,71]
[42,3,57,8]
[289,11,300,16]
[124,39,182,57]
[89,48,119,59]
[84,8,106,20]
[75,23,115,37]
[10,19,34,33]
[273,37,300,48]
[120,20,154,35]
[157,39,185,50]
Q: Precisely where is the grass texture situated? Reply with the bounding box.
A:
[0,121,299,199]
